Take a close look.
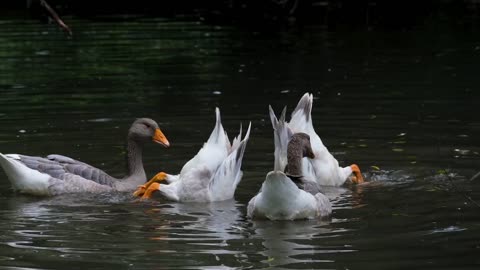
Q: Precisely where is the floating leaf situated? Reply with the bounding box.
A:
[392,148,404,152]
[437,169,448,175]
[371,165,380,171]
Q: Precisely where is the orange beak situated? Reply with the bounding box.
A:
[152,128,170,147]
[350,164,364,184]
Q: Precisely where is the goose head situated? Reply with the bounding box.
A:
[128,118,170,147]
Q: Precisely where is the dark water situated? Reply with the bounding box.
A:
[0,17,479,269]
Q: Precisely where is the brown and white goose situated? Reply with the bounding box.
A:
[0,118,169,196]
[247,133,332,220]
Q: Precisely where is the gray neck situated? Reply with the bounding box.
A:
[118,138,146,190]
[286,141,303,177]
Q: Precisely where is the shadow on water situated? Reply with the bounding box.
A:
[0,16,479,269]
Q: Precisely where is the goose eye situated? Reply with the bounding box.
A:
[144,123,150,129]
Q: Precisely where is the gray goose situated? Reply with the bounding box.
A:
[0,118,169,196]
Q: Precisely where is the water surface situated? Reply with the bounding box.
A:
[0,18,479,269]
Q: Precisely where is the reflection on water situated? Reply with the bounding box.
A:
[0,17,479,269]
[251,219,335,268]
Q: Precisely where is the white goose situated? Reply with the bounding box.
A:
[134,108,251,202]
[0,118,170,196]
[269,93,364,186]
[247,129,332,220]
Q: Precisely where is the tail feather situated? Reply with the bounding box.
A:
[0,153,50,195]
[289,93,314,132]
[209,122,251,201]
[206,107,228,146]
[230,123,243,153]
[269,106,292,171]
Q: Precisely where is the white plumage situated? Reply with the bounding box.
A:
[139,108,251,202]
[270,92,363,187]
[247,171,331,220]
[247,105,332,220]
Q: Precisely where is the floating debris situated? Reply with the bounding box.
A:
[453,149,470,155]
[18,129,26,133]
[35,50,50,56]
[87,118,113,123]
[212,91,222,95]
[429,226,466,234]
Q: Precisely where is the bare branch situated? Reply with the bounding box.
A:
[40,0,72,36]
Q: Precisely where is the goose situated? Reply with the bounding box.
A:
[269,92,364,186]
[0,118,169,196]
[247,132,332,220]
[134,108,251,202]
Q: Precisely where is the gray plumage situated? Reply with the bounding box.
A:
[0,118,168,196]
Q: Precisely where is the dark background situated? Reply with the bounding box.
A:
[4,0,480,30]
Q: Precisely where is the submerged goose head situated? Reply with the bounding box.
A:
[285,133,314,178]
[128,118,170,147]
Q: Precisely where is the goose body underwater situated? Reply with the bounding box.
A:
[270,92,364,186]
[0,118,169,196]
[134,108,251,202]
[247,129,332,220]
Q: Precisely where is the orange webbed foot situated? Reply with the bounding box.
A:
[133,172,167,197]
[141,182,160,199]
[350,164,364,184]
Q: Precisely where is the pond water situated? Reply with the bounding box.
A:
[0,17,479,269]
